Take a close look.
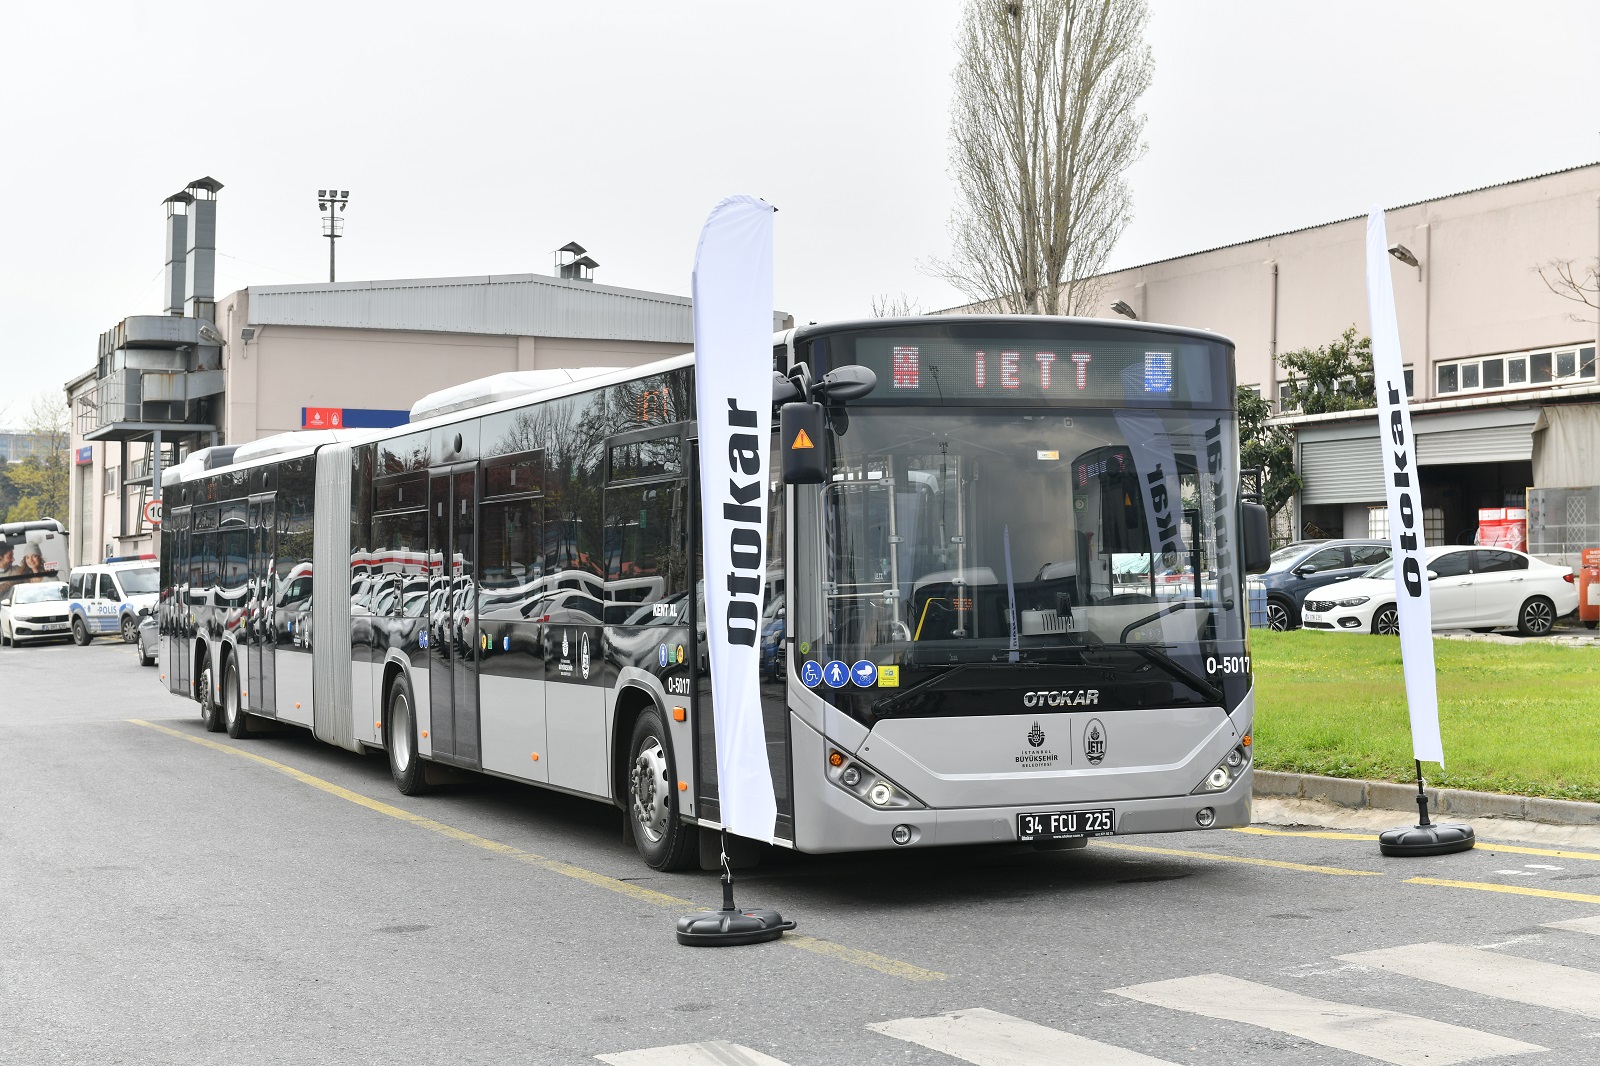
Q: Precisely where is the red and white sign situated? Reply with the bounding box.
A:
[144,499,163,526]
[303,407,344,429]
[1477,507,1527,550]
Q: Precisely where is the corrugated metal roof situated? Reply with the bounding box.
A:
[248,272,705,342]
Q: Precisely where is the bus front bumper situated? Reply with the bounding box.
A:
[794,764,1253,854]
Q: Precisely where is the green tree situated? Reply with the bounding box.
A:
[5,393,70,525]
[1236,386,1300,521]
[1279,326,1375,415]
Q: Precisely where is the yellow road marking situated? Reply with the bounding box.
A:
[1407,876,1600,906]
[1236,828,1600,863]
[129,719,945,980]
[1233,827,1380,841]
[1098,840,1381,877]
[1473,842,1600,862]
[784,935,946,982]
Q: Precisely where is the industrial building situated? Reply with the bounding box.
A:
[1079,163,1600,566]
[67,178,785,564]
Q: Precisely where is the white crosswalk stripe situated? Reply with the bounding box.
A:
[868,1007,1180,1065]
[596,1041,791,1066]
[1544,913,1600,936]
[1110,973,1543,1066]
[1339,942,1600,1021]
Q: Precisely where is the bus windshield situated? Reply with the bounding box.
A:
[792,406,1244,722]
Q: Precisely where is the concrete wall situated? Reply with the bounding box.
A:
[1091,165,1600,399]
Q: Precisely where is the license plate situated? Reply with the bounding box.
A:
[1018,808,1115,841]
[41,623,68,631]
[1303,611,1325,623]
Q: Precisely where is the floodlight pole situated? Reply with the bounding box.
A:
[318,189,349,283]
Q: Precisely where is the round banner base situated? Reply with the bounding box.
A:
[1378,821,1476,857]
[675,906,795,947]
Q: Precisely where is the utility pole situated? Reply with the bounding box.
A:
[318,189,349,282]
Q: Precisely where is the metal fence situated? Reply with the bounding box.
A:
[1528,486,1600,565]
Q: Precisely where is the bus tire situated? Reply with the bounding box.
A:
[197,656,225,732]
[71,617,92,646]
[627,707,696,871]
[224,655,252,739]
[386,673,430,796]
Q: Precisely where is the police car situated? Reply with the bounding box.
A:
[67,557,159,645]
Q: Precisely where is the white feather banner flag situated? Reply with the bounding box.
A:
[692,195,779,841]
[1365,206,1445,766]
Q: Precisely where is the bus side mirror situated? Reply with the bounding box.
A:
[1242,501,1271,574]
[780,402,827,485]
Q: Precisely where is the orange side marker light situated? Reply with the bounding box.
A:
[828,749,844,767]
[421,730,428,739]
[672,706,686,722]
[531,752,539,761]
[1242,734,1252,746]
[678,781,688,791]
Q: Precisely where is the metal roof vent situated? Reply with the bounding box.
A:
[554,241,599,282]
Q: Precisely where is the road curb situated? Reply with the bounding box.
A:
[1254,770,1600,827]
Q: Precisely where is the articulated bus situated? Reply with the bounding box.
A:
[158,316,1269,869]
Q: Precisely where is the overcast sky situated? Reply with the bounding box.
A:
[3,0,1598,423]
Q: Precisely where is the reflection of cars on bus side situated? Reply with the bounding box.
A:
[1,580,73,646]
[67,559,159,645]
[759,592,786,679]
[136,612,160,666]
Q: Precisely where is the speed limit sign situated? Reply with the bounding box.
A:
[144,499,163,526]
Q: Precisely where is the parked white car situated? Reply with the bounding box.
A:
[1301,546,1578,636]
[0,580,73,646]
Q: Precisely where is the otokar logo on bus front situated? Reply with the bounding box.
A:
[1022,689,1099,708]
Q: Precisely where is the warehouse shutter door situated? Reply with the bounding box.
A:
[1415,424,1533,465]
[1300,437,1385,505]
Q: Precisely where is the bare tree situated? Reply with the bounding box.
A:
[1537,257,1599,319]
[935,0,1152,316]
[870,293,925,317]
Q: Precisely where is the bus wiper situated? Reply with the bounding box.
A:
[1090,643,1222,704]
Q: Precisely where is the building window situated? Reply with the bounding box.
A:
[1435,345,1594,396]
[103,466,116,494]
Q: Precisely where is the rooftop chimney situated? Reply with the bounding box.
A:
[184,176,223,320]
[162,191,192,316]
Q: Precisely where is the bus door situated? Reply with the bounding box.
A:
[686,433,795,842]
[427,464,481,767]
[247,493,276,714]
[167,507,191,696]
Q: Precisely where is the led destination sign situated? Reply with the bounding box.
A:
[840,331,1228,407]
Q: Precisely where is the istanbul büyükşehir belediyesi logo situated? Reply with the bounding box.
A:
[1027,721,1046,748]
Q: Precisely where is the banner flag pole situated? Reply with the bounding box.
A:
[675,194,796,945]
[1365,205,1474,857]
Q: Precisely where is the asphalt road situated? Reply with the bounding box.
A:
[5,637,1600,1066]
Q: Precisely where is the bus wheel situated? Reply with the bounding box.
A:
[121,615,139,643]
[628,708,695,871]
[224,657,252,739]
[197,659,225,732]
[71,617,92,646]
[386,674,430,795]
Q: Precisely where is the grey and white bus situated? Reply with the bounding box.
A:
[158,316,1269,869]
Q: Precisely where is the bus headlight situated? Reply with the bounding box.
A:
[826,749,923,810]
[1193,742,1252,795]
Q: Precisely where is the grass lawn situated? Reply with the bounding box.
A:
[1250,629,1600,802]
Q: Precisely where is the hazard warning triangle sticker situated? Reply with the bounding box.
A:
[791,428,815,450]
